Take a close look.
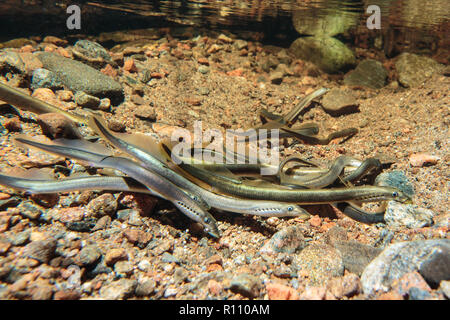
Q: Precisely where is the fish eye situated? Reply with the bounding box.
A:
[287,206,294,211]
[392,191,399,198]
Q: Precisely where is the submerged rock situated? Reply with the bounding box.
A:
[343,59,388,89]
[294,243,344,286]
[361,239,450,295]
[72,39,113,68]
[321,88,359,116]
[290,36,356,73]
[31,68,63,90]
[36,52,124,104]
[0,51,25,74]
[384,201,435,228]
[375,170,415,199]
[395,53,443,87]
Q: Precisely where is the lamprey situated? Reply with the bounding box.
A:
[0,174,154,195]
[14,136,221,238]
[279,156,382,188]
[334,202,386,224]
[169,148,410,204]
[0,82,88,124]
[87,115,311,218]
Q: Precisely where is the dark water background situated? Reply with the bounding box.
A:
[0,1,448,57]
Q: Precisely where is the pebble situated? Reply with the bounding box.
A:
[87,193,117,217]
[343,59,388,89]
[31,68,63,90]
[43,36,67,46]
[259,226,306,255]
[72,39,112,68]
[123,58,138,73]
[0,51,26,74]
[135,105,157,121]
[409,153,440,167]
[114,261,134,275]
[104,248,128,266]
[198,65,209,74]
[294,244,344,286]
[36,52,124,104]
[234,40,248,50]
[332,240,381,276]
[78,245,102,267]
[54,290,81,300]
[137,260,151,272]
[269,71,284,85]
[266,282,299,300]
[91,215,111,231]
[107,119,126,132]
[17,201,43,220]
[51,207,85,224]
[123,229,152,247]
[10,231,30,246]
[31,284,54,300]
[299,286,326,300]
[161,252,181,264]
[321,88,360,116]
[0,241,11,256]
[395,53,443,88]
[439,280,450,299]
[135,278,156,297]
[230,273,261,298]
[384,201,435,228]
[37,113,81,139]
[99,279,137,300]
[361,239,450,295]
[74,91,101,109]
[24,238,57,264]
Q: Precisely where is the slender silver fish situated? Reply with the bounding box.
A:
[88,115,311,218]
[14,136,221,238]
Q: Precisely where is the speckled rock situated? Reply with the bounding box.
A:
[343,59,388,89]
[260,226,306,255]
[72,39,113,68]
[395,53,443,88]
[17,201,43,220]
[361,239,450,295]
[384,201,435,228]
[294,244,344,286]
[31,68,63,90]
[375,170,415,199]
[36,52,124,104]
